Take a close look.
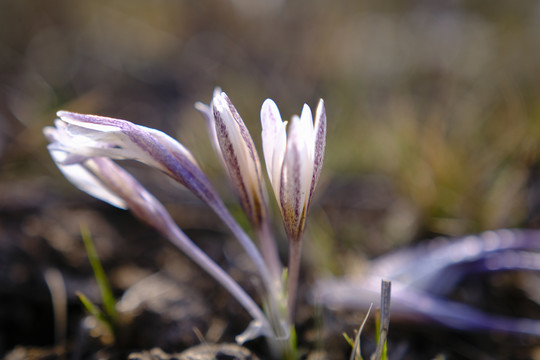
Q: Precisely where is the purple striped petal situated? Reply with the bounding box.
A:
[50,111,221,209]
[213,92,268,226]
[307,99,326,209]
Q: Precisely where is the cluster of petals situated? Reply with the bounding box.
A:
[43,89,327,344]
[196,89,269,227]
[43,111,221,208]
[198,89,327,241]
[261,99,326,241]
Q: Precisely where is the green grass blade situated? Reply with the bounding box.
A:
[81,226,117,323]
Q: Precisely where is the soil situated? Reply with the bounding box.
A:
[2,176,540,360]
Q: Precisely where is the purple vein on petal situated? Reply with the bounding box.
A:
[214,106,255,222]
[308,99,327,208]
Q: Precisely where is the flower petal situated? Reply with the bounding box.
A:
[307,99,326,208]
[49,111,229,210]
[213,92,268,225]
[47,149,127,209]
[57,111,200,172]
[194,87,223,162]
[296,104,316,199]
[260,99,287,198]
[299,103,315,155]
[280,115,312,240]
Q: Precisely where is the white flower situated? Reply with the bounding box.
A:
[197,90,269,227]
[261,98,326,241]
[44,111,276,342]
[44,127,275,342]
[43,111,224,207]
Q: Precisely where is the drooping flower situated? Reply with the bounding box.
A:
[261,98,326,241]
[43,112,276,343]
[45,111,217,204]
[44,111,275,298]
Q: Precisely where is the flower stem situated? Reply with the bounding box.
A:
[287,236,303,323]
[257,218,282,283]
[89,158,272,336]
[211,200,278,296]
[162,217,271,334]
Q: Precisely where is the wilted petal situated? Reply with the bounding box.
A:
[54,156,127,210]
[66,157,273,339]
[43,124,126,208]
[56,111,199,175]
[48,111,227,209]
[213,92,268,226]
[45,109,278,334]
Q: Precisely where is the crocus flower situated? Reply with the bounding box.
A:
[196,90,282,279]
[44,111,276,302]
[44,117,274,343]
[261,98,326,322]
[197,90,269,227]
[45,111,219,206]
[261,99,327,241]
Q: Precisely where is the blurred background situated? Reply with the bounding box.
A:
[2,0,540,358]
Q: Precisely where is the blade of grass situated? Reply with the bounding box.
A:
[81,226,117,323]
[76,291,110,330]
[372,280,391,360]
[344,303,372,360]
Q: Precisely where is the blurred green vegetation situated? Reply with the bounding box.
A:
[2,0,540,265]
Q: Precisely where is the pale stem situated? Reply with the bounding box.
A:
[286,236,303,323]
[207,200,277,294]
[211,202,289,341]
[88,158,272,336]
[161,215,272,334]
[257,218,282,283]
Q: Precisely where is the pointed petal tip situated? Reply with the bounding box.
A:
[56,110,95,123]
[317,98,325,111]
[56,110,73,118]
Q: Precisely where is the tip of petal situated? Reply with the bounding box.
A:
[212,91,228,112]
[261,98,277,109]
[260,99,283,129]
[56,110,75,118]
[194,101,209,113]
[212,87,223,98]
[300,104,313,123]
[56,110,94,124]
[316,99,326,115]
